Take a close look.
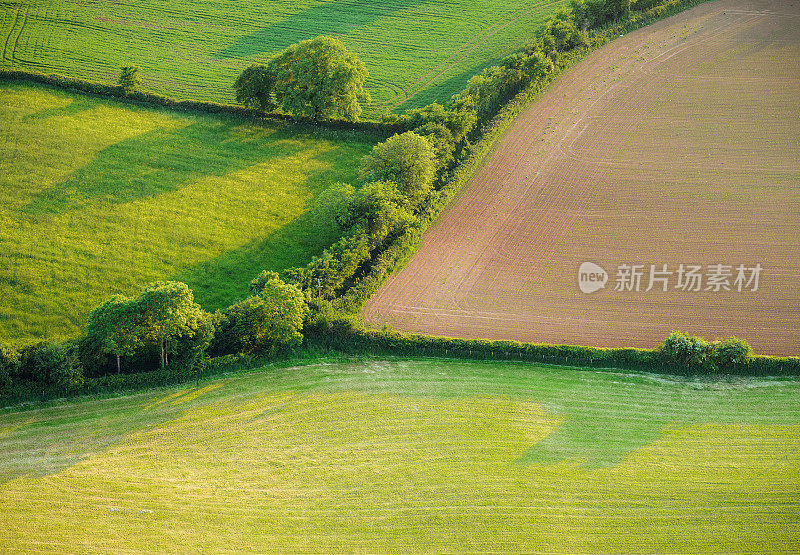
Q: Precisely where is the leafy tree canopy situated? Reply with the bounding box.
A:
[221,274,308,353]
[85,281,211,372]
[234,36,370,121]
[359,131,436,207]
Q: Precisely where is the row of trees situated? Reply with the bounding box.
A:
[1,275,307,398]
[276,2,600,303]
[286,130,436,299]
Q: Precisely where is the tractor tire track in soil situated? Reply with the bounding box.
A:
[363,0,800,356]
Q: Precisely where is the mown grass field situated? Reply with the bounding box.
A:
[1,359,798,551]
[0,82,376,344]
[0,0,565,112]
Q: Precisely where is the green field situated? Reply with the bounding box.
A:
[1,359,798,551]
[0,82,376,343]
[0,0,565,112]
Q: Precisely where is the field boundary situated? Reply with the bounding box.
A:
[0,69,401,135]
[5,0,799,411]
[306,324,800,378]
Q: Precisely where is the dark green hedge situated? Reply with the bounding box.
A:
[306,321,800,378]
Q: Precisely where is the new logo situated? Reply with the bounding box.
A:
[578,262,608,294]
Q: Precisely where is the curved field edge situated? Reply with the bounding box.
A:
[362,0,794,358]
[1,359,798,552]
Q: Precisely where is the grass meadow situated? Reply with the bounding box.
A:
[0,82,377,344]
[0,0,566,112]
[1,359,798,551]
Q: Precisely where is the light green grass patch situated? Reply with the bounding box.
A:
[0,83,376,343]
[1,360,798,552]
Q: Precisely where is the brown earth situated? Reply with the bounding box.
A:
[362,0,800,356]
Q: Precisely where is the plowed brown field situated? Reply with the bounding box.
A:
[362,0,800,356]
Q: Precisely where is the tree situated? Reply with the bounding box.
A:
[249,270,281,296]
[85,295,142,374]
[118,66,140,94]
[234,36,370,121]
[348,181,416,240]
[313,181,415,239]
[660,332,712,373]
[137,281,206,369]
[216,275,307,354]
[313,183,356,230]
[85,282,210,374]
[711,337,753,372]
[359,131,436,207]
[234,64,276,111]
[542,10,586,56]
[19,341,84,395]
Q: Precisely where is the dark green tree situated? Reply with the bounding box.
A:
[19,341,84,395]
[85,295,142,374]
[234,64,276,111]
[118,66,140,94]
[234,36,370,121]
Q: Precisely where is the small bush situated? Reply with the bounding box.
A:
[711,337,753,373]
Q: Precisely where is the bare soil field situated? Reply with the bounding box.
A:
[362,0,800,356]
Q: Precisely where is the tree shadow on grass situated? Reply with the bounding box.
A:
[21,97,95,121]
[217,0,431,59]
[172,200,340,313]
[390,59,500,112]
[22,121,305,217]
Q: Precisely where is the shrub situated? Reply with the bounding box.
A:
[660,332,712,373]
[711,337,753,373]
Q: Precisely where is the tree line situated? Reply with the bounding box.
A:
[0,126,434,400]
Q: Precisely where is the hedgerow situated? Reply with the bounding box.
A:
[0,69,400,135]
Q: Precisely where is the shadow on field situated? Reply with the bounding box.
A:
[22,121,305,217]
[21,97,94,121]
[173,209,340,312]
[217,0,430,58]
[392,60,500,112]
